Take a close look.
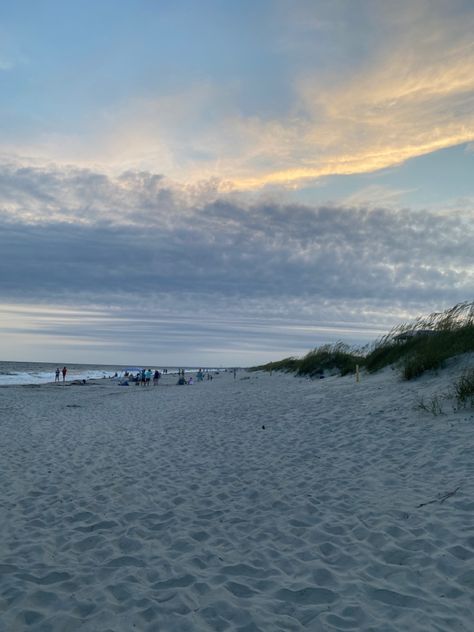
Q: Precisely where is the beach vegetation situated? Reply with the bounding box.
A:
[416,394,445,416]
[452,368,474,408]
[364,302,474,380]
[251,343,363,377]
[249,357,300,373]
[296,343,363,377]
[251,302,474,383]
[416,368,474,415]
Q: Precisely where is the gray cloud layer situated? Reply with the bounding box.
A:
[1,163,473,361]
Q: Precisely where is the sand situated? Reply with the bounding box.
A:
[0,361,473,631]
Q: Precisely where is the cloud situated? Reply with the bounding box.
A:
[230,2,474,187]
[342,185,416,208]
[1,161,472,363]
[0,163,472,327]
[2,2,472,364]
[3,2,473,190]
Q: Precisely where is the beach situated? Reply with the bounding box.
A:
[1,362,473,631]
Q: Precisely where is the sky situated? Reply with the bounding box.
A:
[1,0,473,366]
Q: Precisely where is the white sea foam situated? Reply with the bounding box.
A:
[0,369,116,386]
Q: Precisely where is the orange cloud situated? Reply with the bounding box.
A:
[3,4,473,191]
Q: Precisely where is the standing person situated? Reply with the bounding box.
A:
[153,370,161,386]
[62,366,67,382]
[55,368,60,382]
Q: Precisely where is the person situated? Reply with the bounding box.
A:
[62,366,67,382]
[145,369,152,386]
[153,370,161,386]
[188,376,194,385]
[177,375,186,385]
[55,368,60,382]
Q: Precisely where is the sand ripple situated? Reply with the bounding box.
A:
[1,366,473,630]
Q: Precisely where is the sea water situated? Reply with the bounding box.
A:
[0,361,121,386]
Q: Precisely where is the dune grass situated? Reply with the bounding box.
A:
[296,343,364,377]
[417,394,445,416]
[453,368,474,407]
[416,368,474,415]
[251,343,364,377]
[250,357,300,373]
[365,302,474,380]
[251,302,474,382]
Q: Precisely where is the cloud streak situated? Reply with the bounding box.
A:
[0,162,472,364]
[3,2,473,190]
[231,2,474,187]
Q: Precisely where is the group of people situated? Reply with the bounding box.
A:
[54,366,67,383]
[176,368,214,385]
[118,367,218,387]
[54,366,224,386]
[122,369,161,386]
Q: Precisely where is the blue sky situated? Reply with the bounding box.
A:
[0,0,473,365]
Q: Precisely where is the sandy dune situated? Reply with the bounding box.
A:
[0,362,473,631]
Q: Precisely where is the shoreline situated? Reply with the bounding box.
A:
[0,360,232,388]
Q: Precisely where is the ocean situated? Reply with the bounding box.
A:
[0,361,218,386]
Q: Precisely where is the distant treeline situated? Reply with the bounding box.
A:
[251,302,474,381]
